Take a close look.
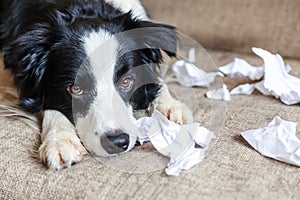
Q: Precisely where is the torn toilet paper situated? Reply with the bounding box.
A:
[219,53,291,80]
[206,84,231,101]
[136,110,215,176]
[226,48,300,105]
[253,48,300,105]
[219,58,264,81]
[165,48,229,101]
[229,83,255,95]
[170,48,222,87]
[241,116,300,167]
[172,61,222,87]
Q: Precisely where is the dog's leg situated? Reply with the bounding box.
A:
[39,110,87,170]
[155,84,194,124]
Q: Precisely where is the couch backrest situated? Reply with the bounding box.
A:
[141,0,300,59]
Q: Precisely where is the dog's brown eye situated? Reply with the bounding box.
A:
[68,85,83,95]
[120,77,133,91]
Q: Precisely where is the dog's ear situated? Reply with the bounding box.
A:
[2,24,53,112]
[118,16,178,64]
[136,20,177,59]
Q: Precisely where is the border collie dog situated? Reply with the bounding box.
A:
[0,0,193,170]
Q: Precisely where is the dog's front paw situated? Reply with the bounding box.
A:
[38,130,87,170]
[156,100,194,124]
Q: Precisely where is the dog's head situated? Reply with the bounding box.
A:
[2,3,177,156]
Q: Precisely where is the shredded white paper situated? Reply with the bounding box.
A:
[225,48,300,105]
[172,60,222,87]
[229,83,255,95]
[219,58,264,81]
[165,48,230,101]
[170,48,222,88]
[241,116,300,167]
[206,84,231,101]
[136,110,215,176]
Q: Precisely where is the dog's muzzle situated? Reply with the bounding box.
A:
[100,131,130,154]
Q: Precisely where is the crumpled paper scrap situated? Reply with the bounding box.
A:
[219,58,264,81]
[229,83,255,95]
[170,48,223,87]
[172,60,223,87]
[136,110,215,176]
[219,53,291,81]
[225,48,300,105]
[206,84,231,101]
[241,116,300,167]
[170,48,229,101]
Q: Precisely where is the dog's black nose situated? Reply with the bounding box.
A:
[101,131,130,154]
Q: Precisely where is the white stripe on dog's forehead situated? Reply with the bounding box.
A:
[77,29,138,156]
[83,29,118,79]
[84,30,114,57]
[82,28,121,120]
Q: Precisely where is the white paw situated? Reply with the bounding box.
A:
[38,130,87,170]
[156,100,194,124]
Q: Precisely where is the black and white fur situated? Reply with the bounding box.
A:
[0,0,193,170]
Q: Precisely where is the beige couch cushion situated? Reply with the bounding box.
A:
[1,50,300,199]
[141,0,300,59]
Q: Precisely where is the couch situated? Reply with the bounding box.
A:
[1,1,300,199]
